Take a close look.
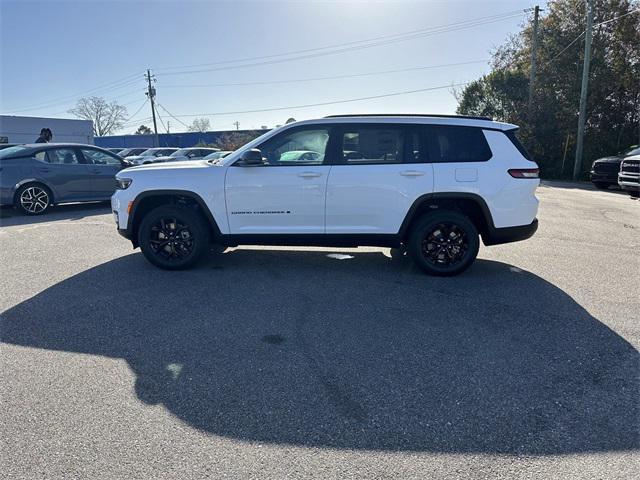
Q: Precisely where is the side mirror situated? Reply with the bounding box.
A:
[238,148,264,166]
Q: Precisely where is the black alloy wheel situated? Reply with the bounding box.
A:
[408,211,479,276]
[139,205,210,270]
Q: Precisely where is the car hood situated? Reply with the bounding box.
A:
[120,159,213,173]
[593,156,623,164]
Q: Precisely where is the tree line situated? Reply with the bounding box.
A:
[456,0,639,178]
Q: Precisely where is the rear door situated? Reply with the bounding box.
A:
[325,124,433,234]
[33,148,92,201]
[79,148,125,197]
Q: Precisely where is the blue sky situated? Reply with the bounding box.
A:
[1,0,544,134]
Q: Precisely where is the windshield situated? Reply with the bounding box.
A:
[170,149,191,157]
[623,146,640,156]
[0,145,30,159]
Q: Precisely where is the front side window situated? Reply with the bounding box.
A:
[46,148,81,165]
[427,126,492,163]
[82,149,122,165]
[257,128,329,165]
[340,126,404,164]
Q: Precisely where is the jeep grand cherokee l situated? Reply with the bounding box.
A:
[111,115,539,276]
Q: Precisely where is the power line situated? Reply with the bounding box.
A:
[124,98,149,123]
[155,10,525,73]
[155,103,190,129]
[3,74,143,113]
[161,60,488,89]
[157,12,525,76]
[156,82,471,118]
[541,7,639,67]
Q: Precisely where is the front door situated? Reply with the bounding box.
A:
[225,126,333,234]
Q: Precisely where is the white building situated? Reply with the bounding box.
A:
[0,115,94,144]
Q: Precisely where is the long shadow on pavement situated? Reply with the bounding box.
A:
[1,249,638,454]
[0,202,111,228]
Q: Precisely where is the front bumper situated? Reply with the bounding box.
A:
[590,171,617,183]
[618,174,639,192]
[483,219,538,246]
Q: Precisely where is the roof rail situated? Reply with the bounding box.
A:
[324,113,493,121]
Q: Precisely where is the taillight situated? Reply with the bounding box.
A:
[508,168,539,179]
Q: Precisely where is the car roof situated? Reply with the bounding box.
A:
[291,114,517,131]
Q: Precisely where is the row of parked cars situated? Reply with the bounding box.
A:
[0,143,232,215]
[107,147,233,165]
[590,145,640,197]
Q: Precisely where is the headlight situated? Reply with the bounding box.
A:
[116,178,132,190]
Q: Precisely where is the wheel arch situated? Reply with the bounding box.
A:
[399,192,496,242]
[13,179,56,205]
[127,190,221,248]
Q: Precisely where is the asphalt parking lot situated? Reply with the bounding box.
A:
[1,182,638,479]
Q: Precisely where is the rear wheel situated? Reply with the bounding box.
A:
[407,211,479,276]
[138,205,210,270]
[15,183,52,215]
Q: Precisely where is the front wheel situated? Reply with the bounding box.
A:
[15,183,52,215]
[138,205,210,270]
[407,211,480,276]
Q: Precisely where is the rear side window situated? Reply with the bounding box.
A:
[426,126,492,163]
[46,148,81,164]
[339,126,404,164]
[505,130,532,160]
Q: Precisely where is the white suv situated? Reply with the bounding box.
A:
[112,115,539,275]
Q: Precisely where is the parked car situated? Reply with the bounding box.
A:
[126,148,178,165]
[152,147,220,164]
[117,147,151,158]
[106,148,124,155]
[112,114,539,275]
[203,150,233,162]
[618,154,640,197]
[590,145,640,189]
[0,143,131,215]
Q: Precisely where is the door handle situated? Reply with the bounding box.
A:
[36,168,51,173]
[298,172,322,178]
[400,170,426,177]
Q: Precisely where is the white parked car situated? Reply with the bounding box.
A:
[126,148,179,165]
[152,147,221,164]
[112,114,539,275]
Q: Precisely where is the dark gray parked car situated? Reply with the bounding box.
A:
[0,143,131,215]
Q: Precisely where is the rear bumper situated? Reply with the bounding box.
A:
[483,219,538,246]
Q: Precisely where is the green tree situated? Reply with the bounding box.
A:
[135,125,152,135]
[457,0,640,178]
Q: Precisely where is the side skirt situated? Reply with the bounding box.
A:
[222,234,402,248]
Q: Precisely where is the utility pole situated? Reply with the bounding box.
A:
[145,69,159,146]
[528,5,541,116]
[166,121,170,134]
[573,0,594,181]
[233,121,240,131]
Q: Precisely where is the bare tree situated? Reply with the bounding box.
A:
[68,96,128,136]
[187,118,211,133]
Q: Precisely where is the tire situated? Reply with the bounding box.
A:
[593,182,610,190]
[14,183,52,215]
[629,190,640,198]
[407,211,480,276]
[138,205,210,270]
